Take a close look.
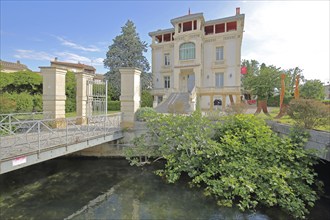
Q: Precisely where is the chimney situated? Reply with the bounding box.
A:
[236,7,240,15]
[17,60,20,64]
[54,57,58,62]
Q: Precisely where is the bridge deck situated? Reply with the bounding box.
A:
[0,113,123,174]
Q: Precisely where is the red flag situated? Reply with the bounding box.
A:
[241,66,247,74]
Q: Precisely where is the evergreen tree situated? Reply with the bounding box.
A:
[104,20,150,100]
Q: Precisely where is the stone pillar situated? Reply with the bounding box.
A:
[76,72,94,124]
[210,95,214,111]
[153,95,158,108]
[222,95,227,110]
[119,68,141,128]
[40,67,67,119]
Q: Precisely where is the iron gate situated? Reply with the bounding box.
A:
[86,79,108,116]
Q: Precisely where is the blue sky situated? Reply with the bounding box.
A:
[1,1,329,83]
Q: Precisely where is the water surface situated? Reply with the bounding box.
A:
[0,158,329,219]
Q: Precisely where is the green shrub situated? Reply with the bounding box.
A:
[13,92,33,112]
[125,113,320,219]
[268,95,293,107]
[0,93,16,113]
[287,99,330,129]
[141,90,153,107]
[135,107,157,121]
[108,100,120,111]
[65,98,76,113]
[33,95,43,112]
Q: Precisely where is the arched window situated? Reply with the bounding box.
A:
[179,42,195,60]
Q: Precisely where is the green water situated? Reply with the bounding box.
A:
[0,158,329,220]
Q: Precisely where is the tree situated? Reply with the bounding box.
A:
[300,79,325,100]
[283,67,304,96]
[241,60,281,115]
[104,20,150,100]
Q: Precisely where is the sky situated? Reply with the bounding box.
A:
[1,0,329,83]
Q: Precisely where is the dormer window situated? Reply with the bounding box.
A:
[179,42,195,60]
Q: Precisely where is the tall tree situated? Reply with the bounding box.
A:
[300,79,325,100]
[242,60,281,114]
[104,20,150,100]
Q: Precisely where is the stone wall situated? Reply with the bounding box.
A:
[72,122,148,157]
[266,121,330,161]
[73,120,329,162]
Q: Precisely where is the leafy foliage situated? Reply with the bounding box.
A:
[135,107,157,122]
[241,60,281,100]
[141,90,153,107]
[0,93,16,113]
[108,100,120,111]
[268,94,294,107]
[125,112,321,218]
[104,20,150,100]
[300,80,325,100]
[65,71,76,113]
[0,71,42,95]
[287,99,329,129]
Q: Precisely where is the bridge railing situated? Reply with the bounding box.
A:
[0,113,122,160]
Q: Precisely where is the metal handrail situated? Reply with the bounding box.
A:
[0,113,122,161]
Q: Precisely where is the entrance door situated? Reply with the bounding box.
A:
[187,74,195,93]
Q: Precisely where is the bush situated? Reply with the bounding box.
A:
[125,113,321,219]
[135,107,157,121]
[65,98,76,113]
[141,90,153,107]
[0,93,16,113]
[267,95,293,107]
[33,95,43,112]
[108,100,120,111]
[13,92,33,112]
[287,99,330,129]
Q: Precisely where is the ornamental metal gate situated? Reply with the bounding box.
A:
[86,79,108,116]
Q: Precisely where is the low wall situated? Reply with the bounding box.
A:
[73,121,329,162]
[72,122,148,157]
[266,121,330,161]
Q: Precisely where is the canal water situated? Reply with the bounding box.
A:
[0,157,329,220]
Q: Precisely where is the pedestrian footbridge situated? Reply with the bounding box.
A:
[0,112,123,174]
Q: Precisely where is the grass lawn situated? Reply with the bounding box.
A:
[253,107,330,132]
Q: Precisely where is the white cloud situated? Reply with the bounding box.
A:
[14,49,53,60]
[56,36,100,52]
[242,1,329,83]
[55,52,92,63]
[91,58,104,66]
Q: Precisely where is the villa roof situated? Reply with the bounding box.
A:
[51,61,96,71]
[170,12,205,25]
[0,60,30,71]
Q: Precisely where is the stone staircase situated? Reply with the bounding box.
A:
[155,92,191,114]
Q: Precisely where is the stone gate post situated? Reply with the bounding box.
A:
[40,67,67,119]
[76,72,94,124]
[119,68,141,128]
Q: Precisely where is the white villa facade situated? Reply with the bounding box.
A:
[149,8,245,111]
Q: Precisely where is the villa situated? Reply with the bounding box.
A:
[149,8,245,112]
[50,57,96,75]
[0,60,31,73]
